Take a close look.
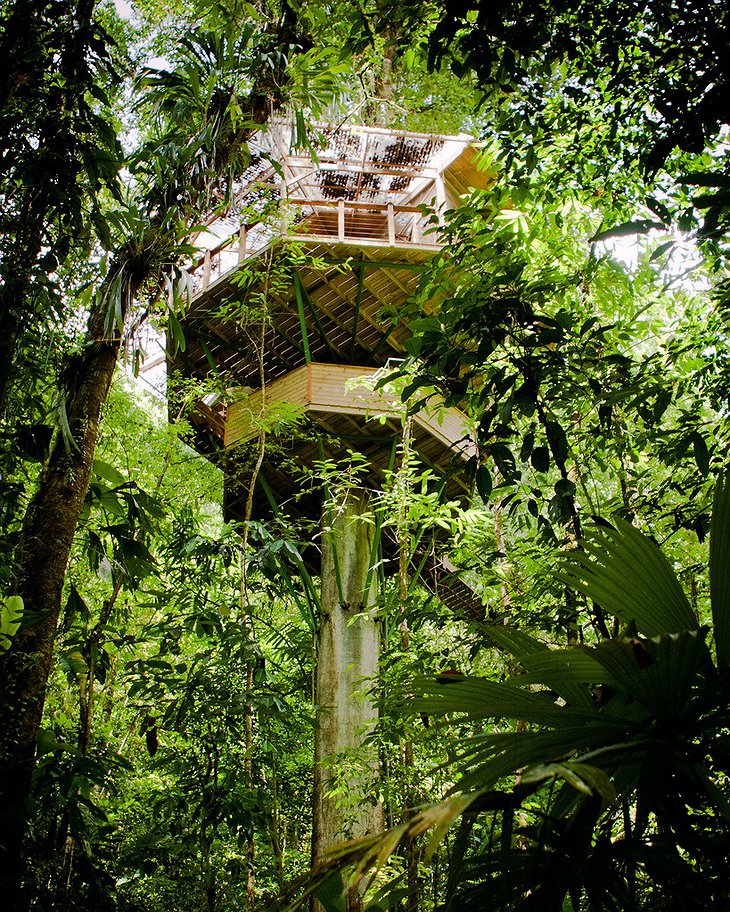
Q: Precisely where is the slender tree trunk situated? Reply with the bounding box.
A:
[312,491,383,912]
[0,4,306,895]
[270,758,286,892]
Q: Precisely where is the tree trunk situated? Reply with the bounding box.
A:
[0,311,121,900]
[0,5,307,896]
[312,491,383,910]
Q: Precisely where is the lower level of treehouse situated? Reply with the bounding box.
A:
[225,361,474,464]
[219,362,484,620]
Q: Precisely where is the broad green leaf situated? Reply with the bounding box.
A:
[1,595,23,651]
[514,648,609,711]
[679,171,730,189]
[710,472,730,669]
[93,459,125,486]
[454,725,629,793]
[692,432,710,476]
[592,219,666,242]
[476,465,492,501]
[167,309,187,353]
[485,625,549,659]
[314,871,347,912]
[557,520,697,636]
[530,446,550,472]
[521,761,616,805]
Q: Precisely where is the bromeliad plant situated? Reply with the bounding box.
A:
[302,473,730,911]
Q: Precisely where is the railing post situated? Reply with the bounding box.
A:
[411,211,420,244]
[387,202,395,246]
[338,199,345,242]
[203,250,211,289]
[238,225,248,263]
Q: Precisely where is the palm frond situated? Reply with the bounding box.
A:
[556,519,697,635]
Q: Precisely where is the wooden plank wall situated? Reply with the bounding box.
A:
[225,362,475,462]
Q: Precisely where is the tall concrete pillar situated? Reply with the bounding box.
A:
[312,490,383,890]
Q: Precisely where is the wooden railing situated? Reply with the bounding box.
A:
[189,198,443,297]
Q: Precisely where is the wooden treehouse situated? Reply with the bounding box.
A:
[171,121,494,865]
[173,122,490,619]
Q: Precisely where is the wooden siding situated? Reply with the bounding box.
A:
[225,362,475,461]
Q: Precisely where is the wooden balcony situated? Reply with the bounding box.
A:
[189,198,442,300]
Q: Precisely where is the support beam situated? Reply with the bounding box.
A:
[294,272,312,364]
[295,271,341,362]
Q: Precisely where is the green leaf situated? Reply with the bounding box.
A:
[1,596,23,651]
[414,676,601,726]
[692,432,710,476]
[485,625,549,660]
[530,446,550,472]
[514,648,608,711]
[556,520,697,636]
[521,761,616,805]
[588,631,706,721]
[63,585,90,628]
[93,459,125,486]
[475,465,492,501]
[314,871,347,912]
[650,240,676,262]
[710,472,730,670]
[455,725,628,793]
[679,171,730,189]
[167,309,187,354]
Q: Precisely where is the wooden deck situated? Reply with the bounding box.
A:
[189,200,441,300]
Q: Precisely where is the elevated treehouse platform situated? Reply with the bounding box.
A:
[173,123,491,619]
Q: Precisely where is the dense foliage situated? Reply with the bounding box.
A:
[1,1,730,911]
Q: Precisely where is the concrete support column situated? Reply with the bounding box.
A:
[312,490,383,875]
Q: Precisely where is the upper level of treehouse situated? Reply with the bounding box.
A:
[179,123,490,406]
[189,122,485,298]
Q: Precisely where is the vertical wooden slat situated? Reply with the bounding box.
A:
[203,250,211,288]
[338,199,345,242]
[387,202,395,245]
[238,225,248,263]
[350,260,365,361]
[411,212,420,244]
[434,175,446,242]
